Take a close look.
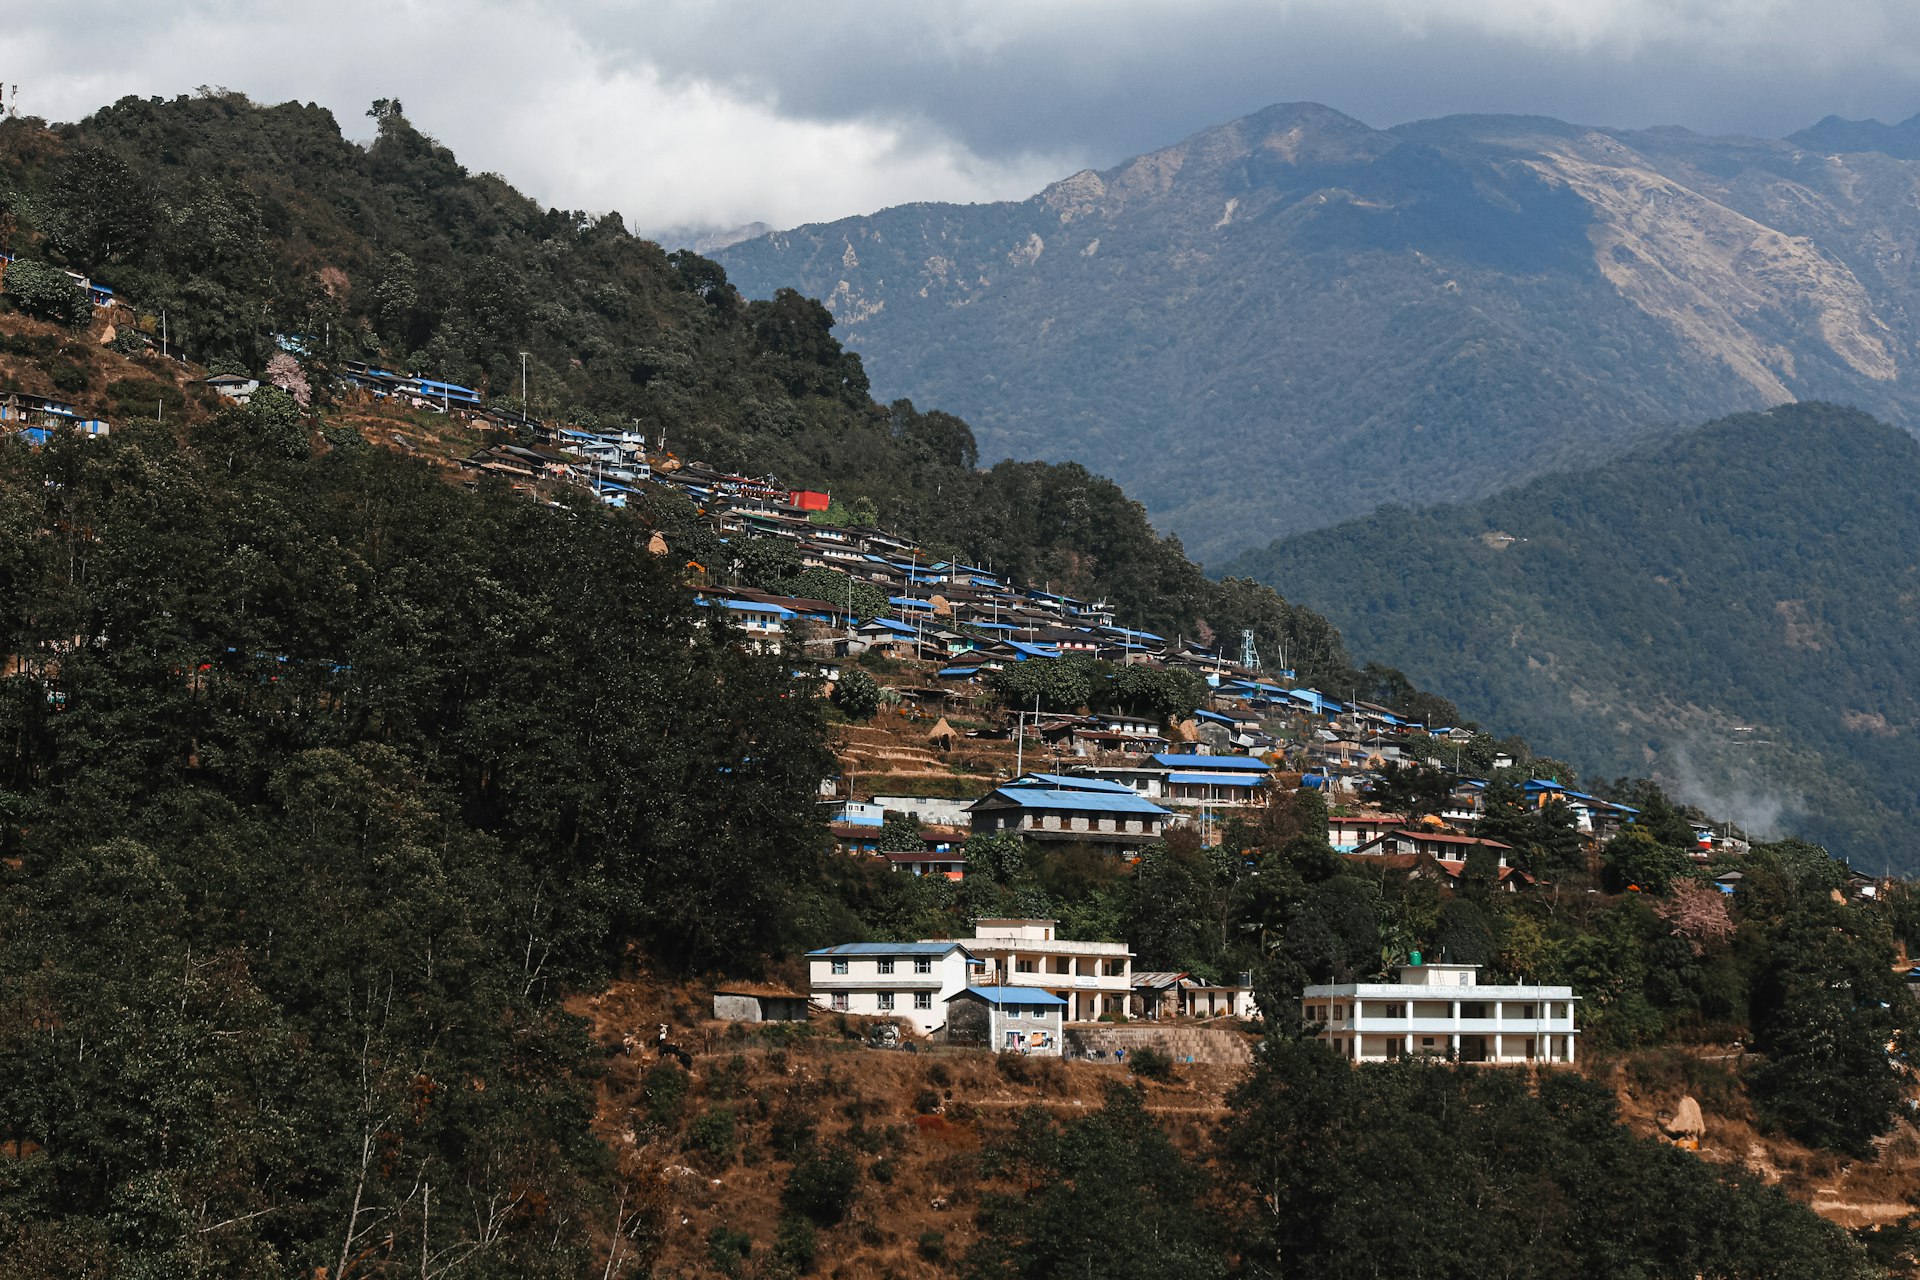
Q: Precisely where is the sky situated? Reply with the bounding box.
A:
[7,1,1920,238]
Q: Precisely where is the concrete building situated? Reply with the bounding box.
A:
[805,941,979,1035]
[1303,962,1578,1064]
[946,918,1133,1023]
[944,986,1068,1055]
[966,774,1171,852]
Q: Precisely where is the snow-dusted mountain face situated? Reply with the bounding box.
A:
[720,104,1920,562]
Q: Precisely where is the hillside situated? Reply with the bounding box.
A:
[1230,403,1920,870]
[0,93,1363,673]
[717,102,1920,562]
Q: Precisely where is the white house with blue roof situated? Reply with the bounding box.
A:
[965,773,1171,851]
[806,940,980,1034]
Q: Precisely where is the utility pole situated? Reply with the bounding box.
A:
[519,351,529,426]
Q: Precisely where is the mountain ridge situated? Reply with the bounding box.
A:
[718,102,1920,562]
[1228,401,1920,871]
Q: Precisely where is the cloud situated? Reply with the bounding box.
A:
[5,1,1920,234]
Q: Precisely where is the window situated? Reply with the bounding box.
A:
[877,959,895,975]
[877,993,894,1011]
[1017,959,1037,973]
[831,993,849,1012]
[1333,1005,1345,1021]
[830,959,848,975]
[914,957,932,974]
[914,992,932,1010]
[1105,959,1125,976]
[1005,1006,1021,1019]
[1382,1002,1404,1018]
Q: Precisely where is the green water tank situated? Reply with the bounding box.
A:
[1409,951,1423,965]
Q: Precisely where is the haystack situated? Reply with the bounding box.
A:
[926,716,958,751]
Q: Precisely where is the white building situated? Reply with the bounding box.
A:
[1302,962,1578,1064]
[943,918,1133,1023]
[806,941,979,1035]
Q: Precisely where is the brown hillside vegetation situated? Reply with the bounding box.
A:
[571,970,1920,1277]
[567,973,1243,1278]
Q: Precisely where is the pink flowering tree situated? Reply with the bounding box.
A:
[266,351,311,407]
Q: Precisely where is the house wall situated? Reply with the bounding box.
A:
[989,1005,1064,1055]
[808,950,972,1034]
[945,997,992,1046]
[713,994,765,1022]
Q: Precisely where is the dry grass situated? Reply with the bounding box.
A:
[567,970,1242,1277]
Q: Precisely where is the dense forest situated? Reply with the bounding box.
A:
[0,407,1910,1275]
[1233,403,1920,872]
[0,93,1348,679]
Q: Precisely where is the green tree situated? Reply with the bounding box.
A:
[1603,826,1690,894]
[3,259,91,327]
[1747,902,1913,1156]
[967,1084,1225,1280]
[832,669,881,721]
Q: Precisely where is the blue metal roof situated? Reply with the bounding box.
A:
[1151,753,1268,770]
[938,666,982,678]
[864,618,917,635]
[719,600,795,617]
[962,986,1068,1007]
[1168,772,1264,787]
[807,941,974,957]
[1018,773,1137,794]
[975,787,1170,815]
[1003,640,1063,659]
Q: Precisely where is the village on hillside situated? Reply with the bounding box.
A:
[4,268,1902,1069]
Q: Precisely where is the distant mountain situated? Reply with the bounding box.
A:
[718,104,1920,563]
[1228,402,1920,871]
[666,220,774,255]
[1788,113,1920,160]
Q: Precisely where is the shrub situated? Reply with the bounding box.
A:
[690,1106,737,1164]
[782,1142,860,1226]
[641,1061,689,1131]
[1129,1046,1176,1082]
[3,259,90,327]
[711,1052,749,1100]
[913,1087,942,1115]
[775,1214,818,1273]
[706,1225,752,1276]
[48,358,88,393]
[917,1230,948,1262]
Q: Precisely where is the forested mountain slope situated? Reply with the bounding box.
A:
[1232,403,1920,871]
[0,92,1353,681]
[719,103,1920,562]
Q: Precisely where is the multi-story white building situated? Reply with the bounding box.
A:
[805,941,979,1035]
[1302,962,1578,1064]
[943,918,1133,1023]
